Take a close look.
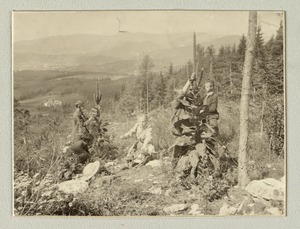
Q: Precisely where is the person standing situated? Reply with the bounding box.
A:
[71,100,88,141]
[202,80,219,136]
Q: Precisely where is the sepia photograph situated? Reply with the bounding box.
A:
[13,10,285,217]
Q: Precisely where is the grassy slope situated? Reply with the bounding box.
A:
[76,100,284,216]
[13,70,284,216]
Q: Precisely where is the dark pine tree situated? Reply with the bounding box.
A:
[237,34,247,61]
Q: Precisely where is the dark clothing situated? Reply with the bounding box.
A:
[69,140,89,154]
[203,92,218,115]
[69,140,90,164]
[202,92,219,135]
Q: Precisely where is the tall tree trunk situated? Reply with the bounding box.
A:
[139,97,141,112]
[260,83,266,139]
[210,60,213,79]
[146,72,149,114]
[210,59,218,94]
[238,11,257,188]
[193,32,197,73]
[229,63,234,95]
[253,87,256,103]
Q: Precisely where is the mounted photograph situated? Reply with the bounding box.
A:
[13,10,285,216]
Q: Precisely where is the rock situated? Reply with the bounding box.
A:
[57,180,88,195]
[90,175,115,188]
[175,156,190,173]
[219,203,238,215]
[33,173,40,179]
[146,160,161,168]
[245,178,284,201]
[253,201,267,214]
[220,196,273,216]
[189,204,199,212]
[236,199,254,215]
[164,189,172,196]
[115,163,129,171]
[133,158,143,164]
[280,176,285,183]
[265,207,283,215]
[248,160,255,165]
[134,179,144,183]
[62,146,69,154]
[163,156,171,162]
[105,161,116,168]
[163,204,188,214]
[188,204,203,216]
[41,190,54,197]
[147,186,162,195]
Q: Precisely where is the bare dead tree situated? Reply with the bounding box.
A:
[238,11,257,188]
[193,32,197,74]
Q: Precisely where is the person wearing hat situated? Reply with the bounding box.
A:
[71,100,88,141]
[201,80,219,136]
[121,114,156,167]
[85,106,105,155]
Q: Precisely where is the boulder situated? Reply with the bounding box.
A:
[133,179,144,183]
[219,203,238,215]
[57,180,88,195]
[265,207,283,216]
[245,178,284,201]
[147,186,162,195]
[105,161,116,168]
[219,195,273,216]
[146,160,161,168]
[163,204,188,214]
[164,189,172,196]
[175,156,190,173]
[90,175,115,188]
[188,204,203,216]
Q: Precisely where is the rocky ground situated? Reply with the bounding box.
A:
[14,111,285,216]
[14,153,285,216]
[59,156,285,217]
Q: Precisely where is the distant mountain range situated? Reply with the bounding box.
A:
[14,32,241,74]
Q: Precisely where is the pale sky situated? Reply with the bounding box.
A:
[13,11,283,42]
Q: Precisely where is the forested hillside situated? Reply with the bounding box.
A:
[13,19,284,216]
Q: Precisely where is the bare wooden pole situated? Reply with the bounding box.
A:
[146,72,149,114]
[260,83,266,139]
[238,11,257,188]
[193,32,197,74]
[229,63,234,95]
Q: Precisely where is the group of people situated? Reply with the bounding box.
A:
[59,101,105,180]
[61,72,219,180]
